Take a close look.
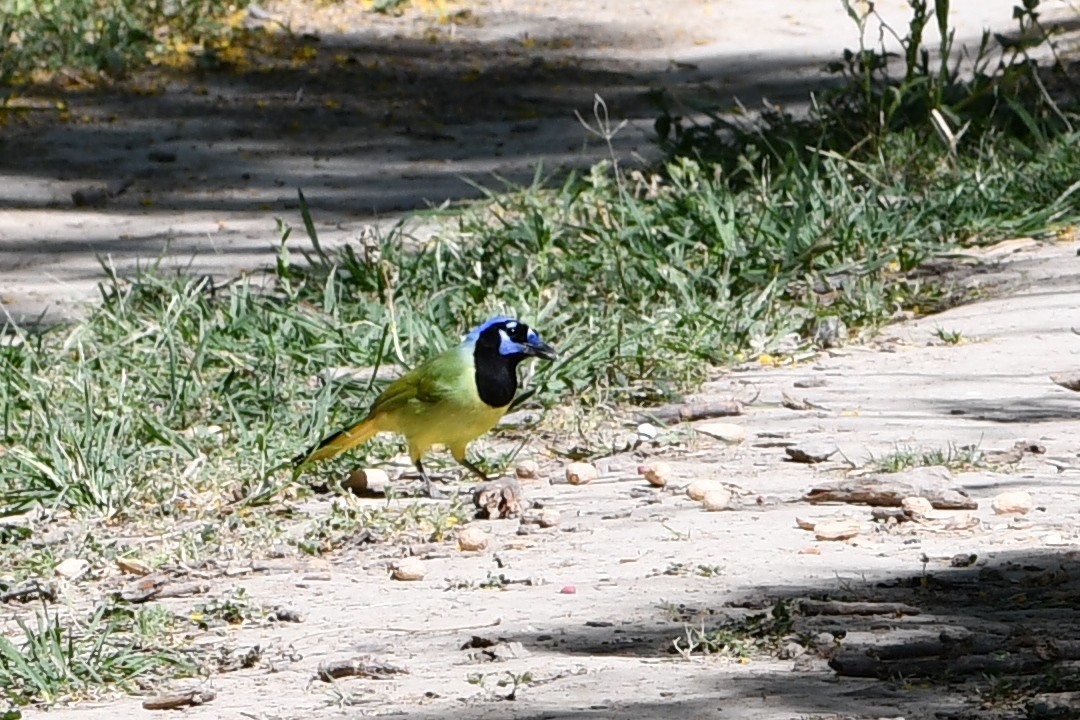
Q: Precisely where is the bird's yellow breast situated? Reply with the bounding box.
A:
[370,344,510,457]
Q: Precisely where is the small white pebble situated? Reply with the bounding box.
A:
[565,462,598,485]
[390,557,425,581]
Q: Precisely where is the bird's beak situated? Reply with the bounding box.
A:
[525,339,557,361]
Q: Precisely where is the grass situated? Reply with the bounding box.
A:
[671,601,797,660]
[1,0,1079,709]
[933,327,966,345]
[0,604,196,707]
[869,443,985,473]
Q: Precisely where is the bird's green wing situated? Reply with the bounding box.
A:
[368,346,470,416]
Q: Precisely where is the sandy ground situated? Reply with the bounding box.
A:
[6,2,1080,719]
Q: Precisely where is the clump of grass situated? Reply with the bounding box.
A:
[0,604,196,707]
[671,600,797,659]
[870,443,984,473]
[190,588,269,630]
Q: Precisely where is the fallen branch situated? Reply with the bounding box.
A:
[1,580,56,604]
[830,650,1041,678]
[119,573,210,603]
[142,688,216,710]
[317,657,408,682]
[830,634,1080,679]
[797,599,920,617]
[804,467,977,510]
[634,400,743,423]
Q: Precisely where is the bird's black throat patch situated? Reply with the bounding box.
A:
[473,330,522,408]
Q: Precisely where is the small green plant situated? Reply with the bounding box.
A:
[671,600,796,659]
[870,443,984,473]
[191,588,268,629]
[934,327,966,344]
[478,572,508,590]
[467,670,534,701]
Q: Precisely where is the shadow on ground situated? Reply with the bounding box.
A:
[438,549,1080,719]
[0,13,843,218]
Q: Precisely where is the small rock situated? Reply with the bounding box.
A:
[343,468,389,496]
[701,488,732,512]
[950,553,978,568]
[116,557,153,576]
[559,585,576,595]
[638,461,672,487]
[798,546,822,555]
[694,422,746,444]
[1043,532,1068,546]
[565,462,598,485]
[514,460,540,480]
[457,526,490,552]
[491,640,531,661]
[793,377,827,388]
[537,509,561,528]
[779,641,806,659]
[390,557,425,581]
[811,632,837,649]
[992,490,1034,515]
[795,517,817,531]
[520,508,561,528]
[814,519,861,541]
[781,392,815,411]
[636,422,659,440]
[813,316,848,348]
[901,496,934,517]
[272,608,305,622]
[1050,373,1080,392]
[55,558,90,580]
[785,443,838,464]
[687,480,721,501]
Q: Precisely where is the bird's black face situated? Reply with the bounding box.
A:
[469,317,555,408]
[472,317,557,362]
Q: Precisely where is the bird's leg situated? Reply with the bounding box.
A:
[458,458,490,483]
[414,459,446,500]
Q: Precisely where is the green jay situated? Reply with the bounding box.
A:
[293,316,557,496]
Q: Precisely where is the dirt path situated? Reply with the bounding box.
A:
[0,0,1049,323]
[22,239,1080,720]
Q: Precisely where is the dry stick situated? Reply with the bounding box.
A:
[804,474,977,509]
[142,688,216,710]
[830,651,1043,679]
[634,400,743,423]
[317,657,408,682]
[830,636,1080,679]
[797,599,921,616]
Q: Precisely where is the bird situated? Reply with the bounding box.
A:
[293,316,557,497]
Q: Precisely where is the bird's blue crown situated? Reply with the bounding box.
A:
[465,316,543,357]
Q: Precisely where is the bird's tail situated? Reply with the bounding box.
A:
[293,417,378,467]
